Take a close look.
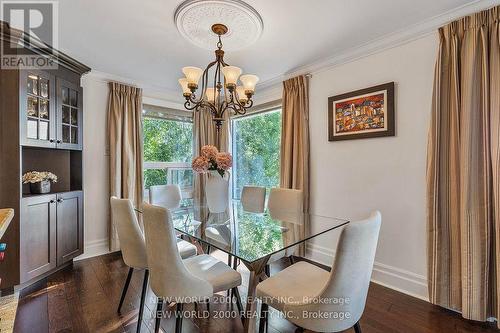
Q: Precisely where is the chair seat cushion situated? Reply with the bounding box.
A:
[177,238,197,259]
[184,254,241,293]
[256,261,329,311]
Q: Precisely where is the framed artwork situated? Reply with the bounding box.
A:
[328,82,395,141]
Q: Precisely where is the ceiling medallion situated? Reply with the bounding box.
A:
[174,0,264,51]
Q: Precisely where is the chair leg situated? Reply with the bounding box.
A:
[227,255,233,297]
[154,297,164,333]
[233,287,243,319]
[289,255,295,265]
[117,267,133,313]
[259,302,268,333]
[353,321,362,333]
[136,269,149,333]
[175,303,184,333]
[232,255,238,269]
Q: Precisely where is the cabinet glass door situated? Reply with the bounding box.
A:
[21,71,56,147]
[57,79,83,150]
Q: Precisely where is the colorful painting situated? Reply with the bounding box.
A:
[328,82,395,141]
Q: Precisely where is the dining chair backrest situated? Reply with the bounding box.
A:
[110,197,147,269]
[241,186,266,213]
[289,211,382,332]
[142,203,213,302]
[149,184,182,209]
[268,188,303,213]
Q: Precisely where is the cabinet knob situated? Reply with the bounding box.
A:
[49,139,54,143]
[57,198,63,203]
[56,140,61,144]
[50,199,55,204]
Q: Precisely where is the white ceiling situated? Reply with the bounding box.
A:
[58,0,486,97]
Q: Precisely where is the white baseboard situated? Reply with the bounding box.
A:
[306,243,429,301]
[371,261,428,301]
[75,238,110,261]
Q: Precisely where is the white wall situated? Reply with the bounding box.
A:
[260,33,438,300]
[78,74,110,259]
[309,34,437,300]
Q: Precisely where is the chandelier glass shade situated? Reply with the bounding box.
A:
[179,24,259,133]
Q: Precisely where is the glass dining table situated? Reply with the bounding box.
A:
[137,200,349,332]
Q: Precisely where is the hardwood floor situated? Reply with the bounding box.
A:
[12,251,500,333]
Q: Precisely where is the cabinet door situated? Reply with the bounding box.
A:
[20,194,57,283]
[20,70,57,148]
[56,78,83,150]
[56,191,83,265]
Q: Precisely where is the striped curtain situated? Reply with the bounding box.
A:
[427,6,500,325]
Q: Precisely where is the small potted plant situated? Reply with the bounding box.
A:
[192,145,232,213]
[22,171,58,194]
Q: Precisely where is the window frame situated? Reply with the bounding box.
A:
[142,106,194,199]
[230,105,282,199]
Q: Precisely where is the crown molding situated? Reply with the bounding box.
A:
[257,0,500,94]
[83,70,185,108]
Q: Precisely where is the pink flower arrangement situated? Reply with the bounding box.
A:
[201,145,218,161]
[216,152,232,171]
[192,145,232,177]
[192,156,209,173]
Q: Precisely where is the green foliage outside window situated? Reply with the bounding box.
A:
[143,117,193,189]
[232,110,281,199]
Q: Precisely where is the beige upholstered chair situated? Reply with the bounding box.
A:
[268,187,303,213]
[149,184,182,209]
[267,188,304,263]
[256,211,382,333]
[142,203,243,333]
[241,185,266,213]
[110,197,197,333]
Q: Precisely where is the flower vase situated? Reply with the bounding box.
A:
[205,171,230,213]
[30,180,51,194]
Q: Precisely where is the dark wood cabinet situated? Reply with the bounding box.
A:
[19,191,83,283]
[19,71,84,151]
[56,191,83,264]
[0,21,90,293]
[20,69,57,148]
[56,78,83,150]
[20,194,57,282]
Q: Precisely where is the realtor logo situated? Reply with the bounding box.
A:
[1,0,58,69]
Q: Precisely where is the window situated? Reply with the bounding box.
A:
[231,109,282,199]
[142,108,193,197]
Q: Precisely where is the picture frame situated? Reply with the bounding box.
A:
[328,82,395,141]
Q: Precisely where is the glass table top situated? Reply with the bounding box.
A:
[137,201,349,264]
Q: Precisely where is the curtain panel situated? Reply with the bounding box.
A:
[427,6,500,325]
[107,82,144,251]
[280,75,310,255]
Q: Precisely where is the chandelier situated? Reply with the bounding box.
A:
[178,24,259,133]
